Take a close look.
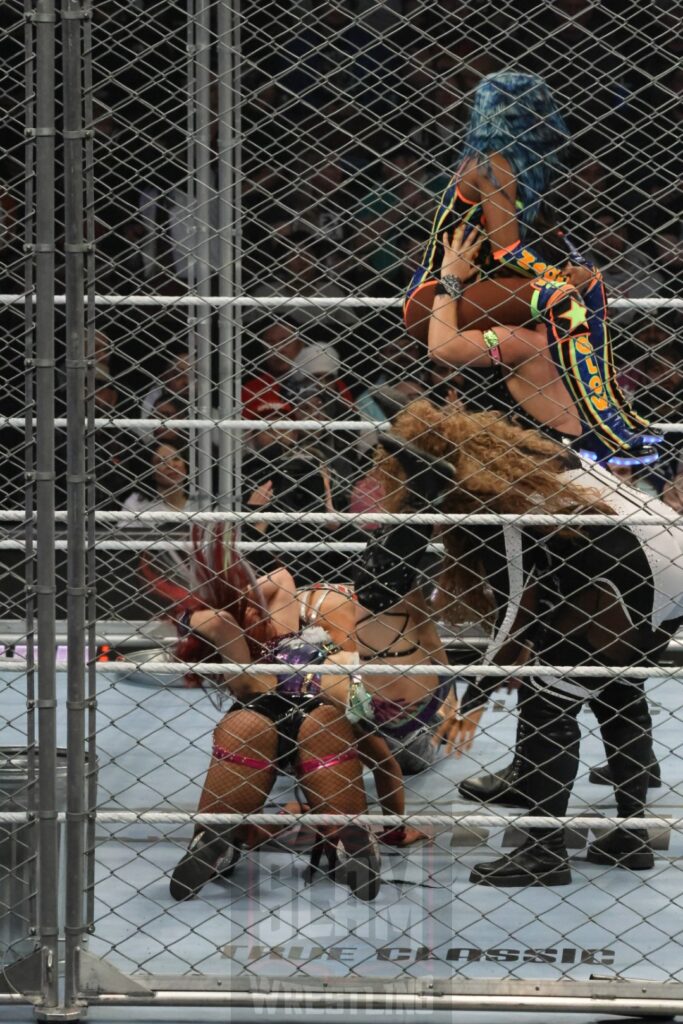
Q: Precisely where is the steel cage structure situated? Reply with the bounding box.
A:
[1,0,683,1020]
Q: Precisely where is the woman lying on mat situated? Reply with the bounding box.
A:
[160,527,386,903]
[357,401,683,887]
[405,71,659,467]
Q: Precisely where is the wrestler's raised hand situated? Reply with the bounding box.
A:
[562,262,594,291]
[441,223,483,282]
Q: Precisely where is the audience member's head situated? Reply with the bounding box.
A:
[294,342,342,387]
[150,440,189,497]
[591,210,629,262]
[259,320,304,377]
[243,390,297,452]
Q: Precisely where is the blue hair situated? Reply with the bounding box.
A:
[460,72,569,238]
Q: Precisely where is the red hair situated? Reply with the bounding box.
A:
[140,522,272,685]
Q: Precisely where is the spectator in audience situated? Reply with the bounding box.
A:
[245,435,362,586]
[241,392,299,501]
[123,440,198,518]
[618,315,683,494]
[140,348,191,421]
[509,0,638,163]
[356,335,426,451]
[293,341,355,414]
[251,230,355,331]
[561,156,623,236]
[241,319,304,418]
[618,314,682,420]
[292,158,355,252]
[149,391,189,448]
[353,148,435,293]
[293,341,360,495]
[275,2,401,122]
[55,371,140,511]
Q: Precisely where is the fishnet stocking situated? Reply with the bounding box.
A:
[198,709,277,815]
[295,705,366,818]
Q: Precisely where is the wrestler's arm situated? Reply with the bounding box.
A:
[429,223,541,367]
[459,579,537,717]
[355,731,427,846]
[476,153,591,286]
[356,732,404,817]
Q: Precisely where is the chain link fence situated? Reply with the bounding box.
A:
[1,0,682,1019]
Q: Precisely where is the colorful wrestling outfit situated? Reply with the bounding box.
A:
[405,173,662,467]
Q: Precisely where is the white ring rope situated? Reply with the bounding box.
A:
[0,417,681,433]
[4,659,679,679]
[0,510,678,526]
[0,540,377,552]
[0,810,675,830]
[1,293,681,309]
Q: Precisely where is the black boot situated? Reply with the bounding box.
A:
[588,761,661,788]
[170,828,240,901]
[459,715,530,807]
[334,825,382,902]
[586,827,654,870]
[459,760,530,807]
[470,829,571,887]
[589,681,656,818]
[305,826,381,902]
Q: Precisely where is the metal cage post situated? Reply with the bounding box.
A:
[32,0,59,1010]
[62,0,89,1009]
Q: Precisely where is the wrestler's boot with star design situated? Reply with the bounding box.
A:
[531,279,658,466]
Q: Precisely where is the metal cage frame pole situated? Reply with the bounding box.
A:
[82,0,98,947]
[62,0,88,1009]
[194,0,214,507]
[33,0,59,1010]
[217,0,241,510]
[185,1,198,499]
[23,0,39,952]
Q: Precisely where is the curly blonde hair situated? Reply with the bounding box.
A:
[375,400,613,625]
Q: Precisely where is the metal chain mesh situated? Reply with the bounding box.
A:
[1,0,683,1014]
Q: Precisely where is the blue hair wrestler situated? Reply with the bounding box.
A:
[404,71,660,468]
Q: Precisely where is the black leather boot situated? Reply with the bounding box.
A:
[170,828,240,901]
[589,681,658,818]
[459,715,530,807]
[588,761,661,788]
[586,827,654,870]
[305,826,382,902]
[470,829,571,887]
[458,760,530,807]
[334,825,382,902]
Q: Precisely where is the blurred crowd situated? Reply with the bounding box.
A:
[0,0,681,599]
